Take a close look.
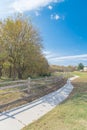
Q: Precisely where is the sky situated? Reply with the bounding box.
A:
[0,0,87,66]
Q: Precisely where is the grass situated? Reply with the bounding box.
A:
[23,71,87,130]
[0,76,14,82]
[0,89,25,104]
[0,76,66,112]
[73,71,87,78]
[52,71,74,79]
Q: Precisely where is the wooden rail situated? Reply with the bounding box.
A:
[0,76,65,112]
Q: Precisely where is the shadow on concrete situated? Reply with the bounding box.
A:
[0,81,73,122]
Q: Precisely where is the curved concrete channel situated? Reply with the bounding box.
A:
[0,76,79,130]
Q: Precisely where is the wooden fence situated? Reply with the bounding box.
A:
[0,75,66,112]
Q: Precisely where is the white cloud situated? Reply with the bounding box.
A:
[49,54,87,62]
[43,50,56,59]
[0,0,64,18]
[0,1,14,18]
[35,11,40,16]
[43,51,87,65]
[43,50,52,55]
[43,50,60,60]
[48,5,53,10]
[51,14,60,20]
[12,0,64,13]
[55,14,60,20]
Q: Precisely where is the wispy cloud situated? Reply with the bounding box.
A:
[43,51,58,59]
[50,54,87,61]
[43,50,60,60]
[35,11,40,16]
[43,51,87,65]
[51,14,60,20]
[48,5,53,10]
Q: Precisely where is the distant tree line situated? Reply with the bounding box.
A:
[77,63,84,71]
[50,63,85,73]
[0,15,49,79]
[50,65,77,72]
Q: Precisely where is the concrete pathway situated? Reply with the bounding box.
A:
[0,76,79,130]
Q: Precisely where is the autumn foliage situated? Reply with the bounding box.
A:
[0,15,49,79]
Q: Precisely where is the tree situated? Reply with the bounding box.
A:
[78,63,84,70]
[0,15,49,79]
[0,38,8,78]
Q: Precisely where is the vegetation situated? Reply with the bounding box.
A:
[52,71,74,79]
[23,72,87,130]
[0,15,49,79]
[78,63,84,71]
[0,76,66,112]
[50,65,76,73]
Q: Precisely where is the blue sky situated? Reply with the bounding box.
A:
[0,0,87,66]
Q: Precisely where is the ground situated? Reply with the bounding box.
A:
[0,76,66,112]
[23,72,87,130]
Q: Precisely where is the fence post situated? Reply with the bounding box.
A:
[45,76,47,80]
[27,77,31,93]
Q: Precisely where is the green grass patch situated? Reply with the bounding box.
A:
[73,71,87,78]
[23,72,87,130]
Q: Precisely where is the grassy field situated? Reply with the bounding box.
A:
[23,71,87,130]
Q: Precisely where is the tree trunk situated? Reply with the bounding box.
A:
[0,65,3,78]
[18,68,22,79]
[18,72,22,79]
[9,65,12,78]
[0,69,2,78]
[13,63,16,80]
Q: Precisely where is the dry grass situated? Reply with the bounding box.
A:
[23,72,87,130]
[0,77,66,112]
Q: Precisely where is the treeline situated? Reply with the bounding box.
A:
[50,65,77,72]
[0,15,49,79]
